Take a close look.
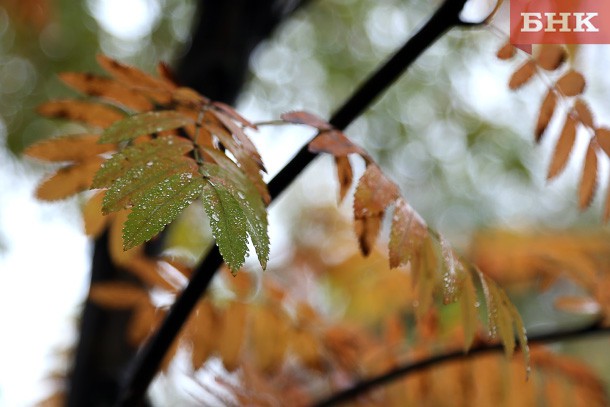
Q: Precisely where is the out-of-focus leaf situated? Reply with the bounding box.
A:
[389,198,427,268]
[461,272,478,351]
[574,99,594,127]
[547,116,576,180]
[496,41,515,60]
[123,172,204,250]
[82,191,109,237]
[36,157,105,201]
[89,282,147,309]
[24,134,113,162]
[280,110,333,130]
[217,302,248,371]
[335,156,353,202]
[556,70,586,97]
[99,111,194,143]
[38,100,124,128]
[508,60,536,90]
[579,140,598,209]
[535,90,556,141]
[554,296,601,316]
[536,45,566,71]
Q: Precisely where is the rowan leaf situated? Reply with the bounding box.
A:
[508,60,536,90]
[547,116,576,180]
[496,42,515,60]
[556,70,586,97]
[308,130,365,157]
[188,300,218,370]
[92,135,194,189]
[574,99,594,128]
[123,172,205,250]
[536,44,566,71]
[535,89,556,142]
[280,110,333,130]
[201,162,269,271]
[353,164,400,255]
[461,271,478,351]
[103,157,197,214]
[37,100,124,128]
[82,191,109,237]
[579,140,598,209]
[212,101,256,129]
[212,110,264,169]
[605,178,610,222]
[36,157,105,201]
[100,111,194,143]
[128,301,157,346]
[335,156,353,202]
[89,282,148,309]
[24,134,113,162]
[59,72,153,111]
[217,302,248,371]
[595,128,610,158]
[389,198,427,268]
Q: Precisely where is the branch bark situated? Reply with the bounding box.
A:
[312,322,610,407]
[116,0,473,405]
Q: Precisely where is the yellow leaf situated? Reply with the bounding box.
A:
[547,116,576,180]
[556,70,586,97]
[508,60,536,90]
[187,300,218,370]
[217,302,247,371]
[579,140,598,209]
[290,329,323,371]
[461,272,478,351]
[37,100,124,128]
[250,305,289,373]
[35,157,104,201]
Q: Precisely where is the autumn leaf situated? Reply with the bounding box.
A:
[99,111,194,143]
[36,157,105,201]
[579,140,598,209]
[547,116,576,180]
[389,198,427,269]
[536,45,566,71]
[353,165,400,255]
[123,172,205,250]
[38,100,124,128]
[82,191,109,237]
[535,89,556,141]
[89,282,148,309]
[461,272,478,351]
[280,111,333,130]
[496,42,515,60]
[574,99,594,128]
[24,134,113,162]
[556,70,586,97]
[595,128,610,158]
[335,156,353,202]
[554,296,601,316]
[508,60,536,90]
[308,130,366,157]
[217,302,248,371]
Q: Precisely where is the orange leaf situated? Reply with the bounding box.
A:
[308,130,365,157]
[353,165,400,255]
[556,70,586,97]
[579,140,598,209]
[217,302,247,371]
[59,72,153,111]
[335,156,353,202]
[188,300,218,370]
[554,296,601,315]
[389,198,428,269]
[89,282,148,309]
[536,44,566,71]
[280,111,333,130]
[213,101,256,129]
[127,301,157,346]
[250,305,289,372]
[37,100,124,128]
[35,157,104,201]
[604,178,610,222]
[573,99,594,128]
[496,42,515,60]
[547,116,576,180]
[82,191,110,237]
[535,89,556,142]
[508,60,536,90]
[24,134,113,162]
[595,128,610,157]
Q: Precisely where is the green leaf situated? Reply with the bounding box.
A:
[99,111,194,143]
[460,271,478,352]
[201,179,249,273]
[201,160,269,271]
[102,157,197,214]
[122,172,204,250]
[92,136,193,189]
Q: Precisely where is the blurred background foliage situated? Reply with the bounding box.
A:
[2,0,610,405]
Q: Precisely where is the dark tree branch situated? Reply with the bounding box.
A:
[312,322,610,407]
[116,0,475,405]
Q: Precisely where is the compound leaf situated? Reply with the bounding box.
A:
[100,111,194,143]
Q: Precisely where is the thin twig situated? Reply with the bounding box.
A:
[312,321,610,407]
[116,0,474,404]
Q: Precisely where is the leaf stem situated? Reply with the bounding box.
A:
[311,321,609,407]
[116,1,476,404]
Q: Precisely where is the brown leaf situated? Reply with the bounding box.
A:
[536,45,566,71]
[127,301,157,346]
[496,42,515,60]
[573,99,594,128]
[59,72,153,111]
[308,130,365,157]
[24,134,113,162]
[37,100,124,128]
[35,157,105,201]
[89,282,148,309]
[388,197,428,269]
[535,89,556,141]
[335,156,353,202]
[280,111,333,130]
[96,54,174,93]
[213,101,256,129]
[547,116,577,180]
[595,128,610,157]
[579,140,598,209]
[188,300,218,370]
[556,70,586,97]
[353,165,400,255]
[508,60,536,90]
[212,110,264,169]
